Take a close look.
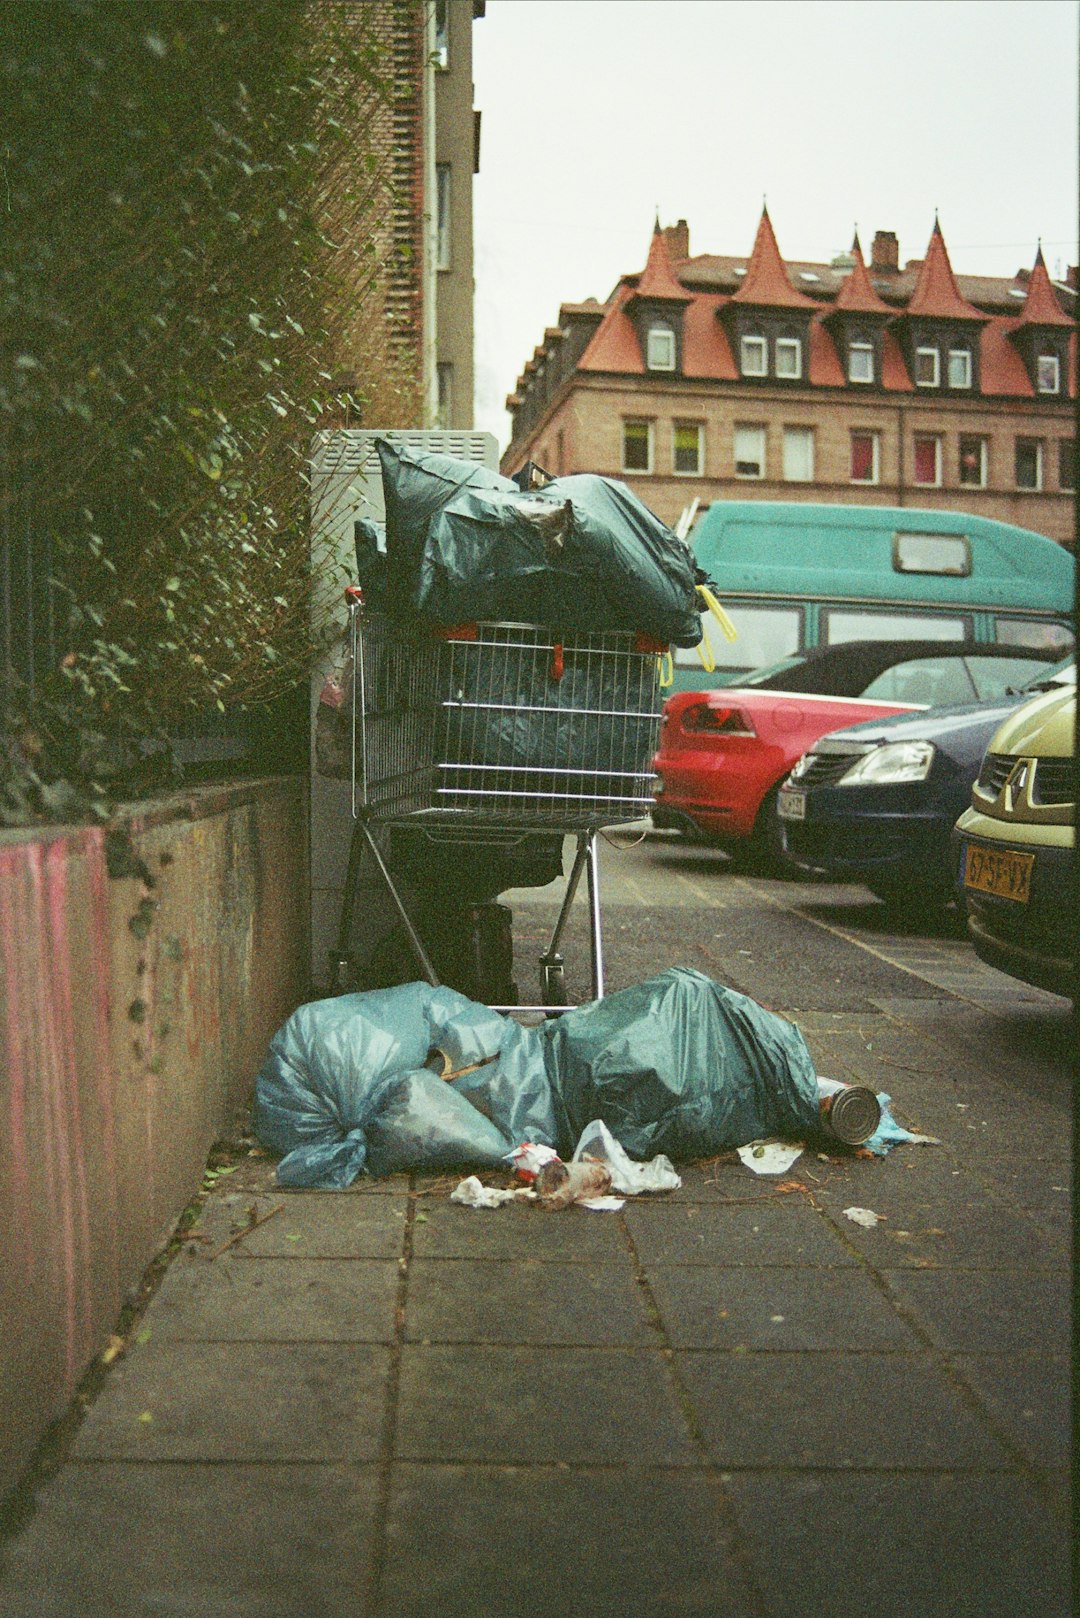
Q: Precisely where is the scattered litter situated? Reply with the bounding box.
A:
[737,1139,805,1176]
[450,1176,532,1210]
[535,1157,616,1210]
[505,1142,561,1183]
[570,1119,681,1195]
[864,1096,940,1154]
[816,1077,881,1145]
[843,1206,886,1228]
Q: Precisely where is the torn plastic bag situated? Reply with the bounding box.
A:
[414,472,704,645]
[253,981,558,1189]
[570,1119,681,1194]
[543,969,821,1164]
[377,439,517,609]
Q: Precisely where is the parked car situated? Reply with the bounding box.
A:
[952,681,1076,998]
[650,640,1061,864]
[777,660,1075,912]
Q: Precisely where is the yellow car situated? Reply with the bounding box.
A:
[954,681,1076,998]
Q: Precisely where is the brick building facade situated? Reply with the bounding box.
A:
[502,213,1077,546]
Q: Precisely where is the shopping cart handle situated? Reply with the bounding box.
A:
[344,585,365,604]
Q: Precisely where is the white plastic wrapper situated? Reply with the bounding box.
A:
[570,1119,682,1195]
[737,1139,805,1176]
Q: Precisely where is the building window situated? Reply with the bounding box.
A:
[734,424,766,479]
[1037,353,1060,394]
[848,342,874,384]
[947,348,972,388]
[1059,439,1075,491]
[914,346,940,387]
[646,324,675,371]
[958,434,987,487]
[622,420,652,474]
[740,334,767,377]
[1015,438,1042,490]
[434,0,449,68]
[673,421,702,475]
[435,362,453,428]
[435,163,451,270]
[850,430,880,484]
[913,433,942,486]
[775,337,802,379]
[782,426,814,482]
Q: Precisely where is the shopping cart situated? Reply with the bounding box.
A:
[331,593,665,1010]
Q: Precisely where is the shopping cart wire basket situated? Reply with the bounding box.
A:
[332,601,665,1009]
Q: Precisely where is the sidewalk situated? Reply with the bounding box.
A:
[0,857,1071,1617]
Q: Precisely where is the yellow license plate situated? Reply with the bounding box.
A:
[964,844,1034,903]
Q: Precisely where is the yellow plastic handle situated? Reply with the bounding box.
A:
[657,651,674,688]
[697,584,738,642]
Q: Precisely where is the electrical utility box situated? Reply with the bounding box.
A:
[307,428,500,991]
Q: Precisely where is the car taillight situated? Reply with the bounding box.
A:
[680,703,755,736]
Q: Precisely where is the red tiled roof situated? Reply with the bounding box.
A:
[807,319,845,386]
[730,208,819,310]
[1013,248,1073,329]
[904,220,985,322]
[629,222,692,304]
[979,321,1037,395]
[830,235,892,317]
[880,329,915,391]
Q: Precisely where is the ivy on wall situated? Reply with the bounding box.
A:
[1,0,418,823]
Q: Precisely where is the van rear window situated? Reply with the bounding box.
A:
[893,531,971,576]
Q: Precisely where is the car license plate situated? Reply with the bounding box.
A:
[963,844,1034,903]
[778,789,806,821]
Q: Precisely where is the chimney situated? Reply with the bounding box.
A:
[871,230,899,274]
[663,218,690,261]
[1067,265,1078,290]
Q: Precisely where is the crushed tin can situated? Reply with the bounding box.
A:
[816,1079,881,1146]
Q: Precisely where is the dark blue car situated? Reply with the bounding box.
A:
[776,661,1075,914]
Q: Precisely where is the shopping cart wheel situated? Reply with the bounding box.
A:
[540,954,568,1008]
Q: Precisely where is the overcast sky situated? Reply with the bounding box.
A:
[471,0,1079,451]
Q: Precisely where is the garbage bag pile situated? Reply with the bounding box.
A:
[254,967,823,1189]
[374,439,708,646]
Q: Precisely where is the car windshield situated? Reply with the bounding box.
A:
[1015,656,1075,695]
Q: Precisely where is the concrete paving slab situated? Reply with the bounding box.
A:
[378,1463,759,1618]
[953,1354,1071,1471]
[881,1269,1071,1354]
[647,1266,921,1351]
[0,1462,380,1618]
[676,1349,1009,1469]
[405,1257,654,1347]
[410,1200,628,1261]
[667,1158,798,1202]
[70,1340,390,1461]
[395,1344,695,1465]
[625,1200,859,1266]
[190,1191,409,1259]
[138,1255,400,1342]
[817,1198,1065,1269]
[725,1470,1070,1618]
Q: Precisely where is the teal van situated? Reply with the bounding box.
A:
[677,502,1075,692]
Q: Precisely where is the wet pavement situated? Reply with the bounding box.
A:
[0,832,1072,1617]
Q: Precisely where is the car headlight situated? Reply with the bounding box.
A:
[838,740,935,786]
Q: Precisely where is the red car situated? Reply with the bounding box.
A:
[651,640,1059,865]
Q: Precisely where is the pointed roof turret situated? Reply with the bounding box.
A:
[904,219,984,322]
[828,232,892,318]
[627,220,691,306]
[730,207,818,309]
[1013,246,1072,329]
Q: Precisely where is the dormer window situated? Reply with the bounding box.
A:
[915,346,940,387]
[947,348,972,388]
[1037,353,1060,394]
[646,324,675,371]
[775,337,802,379]
[740,334,767,376]
[848,341,874,383]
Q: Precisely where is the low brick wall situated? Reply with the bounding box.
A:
[0,777,308,1499]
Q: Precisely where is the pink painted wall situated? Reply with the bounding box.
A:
[0,777,307,1497]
